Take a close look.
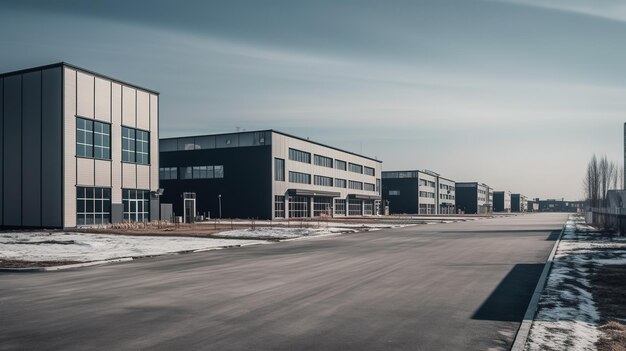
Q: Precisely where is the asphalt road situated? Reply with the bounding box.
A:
[0,213,568,351]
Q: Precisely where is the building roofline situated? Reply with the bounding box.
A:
[160,129,382,163]
[382,170,454,181]
[0,62,160,95]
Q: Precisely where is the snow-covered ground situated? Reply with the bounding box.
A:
[525,215,626,351]
[213,226,358,240]
[0,232,264,262]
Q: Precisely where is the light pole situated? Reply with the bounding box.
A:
[218,194,222,219]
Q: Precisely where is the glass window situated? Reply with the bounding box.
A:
[214,165,224,178]
[364,166,375,176]
[389,190,400,195]
[364,183,375,191]
[76,186,111,225]
[334,199,346,216]
[314,175,333,187]
[274,195,285,218]
[123,126,150,164]
[289,171,311,184]
[180,167,193,180]
[289,148,311,163]
[123,189,150,222]
[76,117,110,160]
[335,160,347,171]
[160,167,178,180]
[314,155,333,168]
[335,178,347,188]
[288,196,309,218]
[348,180,363,190]
[275,158,285,181]
[348,163,363,174]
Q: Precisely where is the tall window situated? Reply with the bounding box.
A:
[76,117,110,160]
[289,148,311,163]
[289,171,311,184]
[122,126,150,164]
[335,178,347,188]
[314,155,333,168]
[275,158,285,181]
[123,189,150,222]
[274,195,285,218]
[76,187,111,225]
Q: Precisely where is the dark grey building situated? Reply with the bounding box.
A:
[537,199,584,212]
[381,170,456,215]
[159,130,382,220]
[0,63,159,228]
[454,182,492,214]
[493,191,511,212]
[511,194,527,212]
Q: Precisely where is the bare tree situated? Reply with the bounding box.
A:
[583,154,600,207]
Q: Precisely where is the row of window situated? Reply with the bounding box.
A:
[419,191,436,198]
[287,149,376,176]
[76,186,150,225]
[440,194,455,200]
[76,117,150,165]
[159,166,225,180]
[282,168,378,192]
[273,196,376,218]
[439,184,455,191]
[419,179,436,188]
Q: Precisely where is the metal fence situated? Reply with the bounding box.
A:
[587,207,626,235]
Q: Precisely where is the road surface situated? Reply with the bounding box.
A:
[0,213,568,350]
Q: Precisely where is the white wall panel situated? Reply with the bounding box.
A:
[94,77,111,122]
[77,157,95,186]
[76,72,94,118]
[63,68,77,227]
[111,83,122,203]
[122,163,137,189]
[136,90,149,130]
[122,86,136,127]
[137,165,150,190]
[95,160,112,187]
[149,94,159,191]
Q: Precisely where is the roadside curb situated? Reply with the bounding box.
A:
[0,257,134,272]
[510,219,567,351]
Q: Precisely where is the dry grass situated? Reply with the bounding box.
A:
[0,259,81,268]
[591,264,626,351]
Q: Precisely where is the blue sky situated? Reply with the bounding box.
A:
[1,0,625,200]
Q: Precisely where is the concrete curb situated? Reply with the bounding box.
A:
[510,221,567,351]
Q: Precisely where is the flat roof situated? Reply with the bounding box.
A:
[0,62,160,95]
[382,169,454,181]
[161,129,382,163]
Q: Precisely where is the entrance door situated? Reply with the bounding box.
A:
[183,192,196,223]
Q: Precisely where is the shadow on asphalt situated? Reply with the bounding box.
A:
[545,230,561,241]
[472,263,544,322]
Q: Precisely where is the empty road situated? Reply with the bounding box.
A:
[0,213,568,350]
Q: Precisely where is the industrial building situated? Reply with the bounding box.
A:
[537,199,584,212]
[511,193,528,212]
[159,130,382,220]
[454,182,492,214]
[381,170,456,215]
[493,191,512,212]
[0,63,160,228]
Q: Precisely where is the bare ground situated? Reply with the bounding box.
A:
[592,264,626,351]
[0,259,82,268]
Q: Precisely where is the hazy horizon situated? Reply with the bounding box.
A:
[2,0,625,200]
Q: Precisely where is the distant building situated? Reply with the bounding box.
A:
[0,63,159,228]
[493,191,512,212]
[159,130,382,220]
[511,194,528,212]
[455,182,492,214]
[381,170,456,215]
[538,199,584,212]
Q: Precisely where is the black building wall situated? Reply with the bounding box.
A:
[455,186,478,214]
[511,194,521,212]
[160,145,273,220]
[493,192,505,212]
[382,178,419,214]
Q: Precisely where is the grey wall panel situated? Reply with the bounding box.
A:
[0,78,3,226]
[21,72,42,226]
[41,68,63,227]
[3,75,22,226]
[76,72,94,118]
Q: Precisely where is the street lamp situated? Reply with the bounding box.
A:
[218,194,222,219]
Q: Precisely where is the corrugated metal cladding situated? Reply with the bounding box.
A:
[1,67,64,227]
